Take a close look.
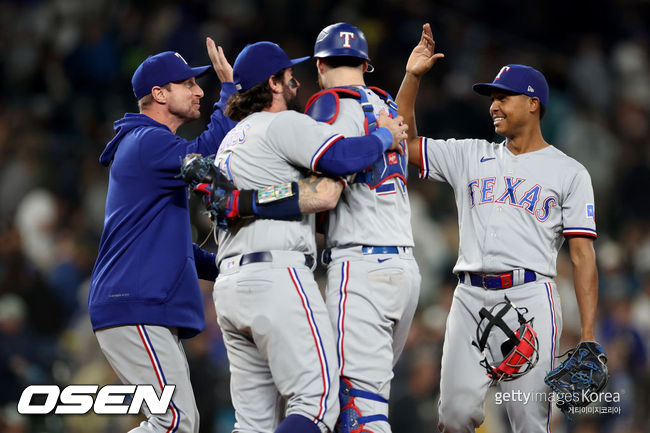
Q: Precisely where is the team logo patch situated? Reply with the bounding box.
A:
[586,204,595,220]
[387,152,398,165]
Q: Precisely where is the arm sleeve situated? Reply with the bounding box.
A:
[315,128,392,176]
[562,168,597,238]
[266,111,392,177]
[419,137,470,185]
[192,243,218,281]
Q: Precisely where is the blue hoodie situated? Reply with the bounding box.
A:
[89,83,236,338]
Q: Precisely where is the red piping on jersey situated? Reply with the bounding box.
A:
[311,134,344,172]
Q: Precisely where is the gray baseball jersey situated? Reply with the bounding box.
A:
[419,138,597,275]
[215,110,346,262]
[212,110,343,432]
[419,137,596,433]
[316,86,421,433]
[326,88,414,248]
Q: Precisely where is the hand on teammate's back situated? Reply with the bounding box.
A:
[377,110,407,155]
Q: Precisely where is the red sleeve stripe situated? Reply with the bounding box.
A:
[563,228,597,238]
[311,134,344,172]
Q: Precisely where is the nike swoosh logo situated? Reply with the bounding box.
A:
[377,258,392,263]
[480,156,496,162]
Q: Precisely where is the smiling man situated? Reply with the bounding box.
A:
[89,40,236,433]
[396,24,603,433]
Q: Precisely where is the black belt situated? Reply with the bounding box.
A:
[239,251,314,268]
[459,270,536,289]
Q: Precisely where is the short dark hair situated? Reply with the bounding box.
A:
[226,69,285,121]
[539,104,546,120]
[319,56,365,69]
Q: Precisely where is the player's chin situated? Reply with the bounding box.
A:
[188,107,201,119]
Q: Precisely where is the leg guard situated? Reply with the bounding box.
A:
[336,377,388,433]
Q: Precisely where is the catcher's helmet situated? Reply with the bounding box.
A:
[314,22,370,61]
[472,296,539,385]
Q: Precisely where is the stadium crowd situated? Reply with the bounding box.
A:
[0,1,648,432]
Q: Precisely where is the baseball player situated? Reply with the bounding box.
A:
[88,39,236,433]
[305,23,422,433]
[211,41,408,433]
[396,24,601,433]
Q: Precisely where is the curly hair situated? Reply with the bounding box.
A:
[225,70,285,121]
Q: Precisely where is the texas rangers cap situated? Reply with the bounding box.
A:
[233,41,310,92]
[473,64,549,106]
[131,51,211,100]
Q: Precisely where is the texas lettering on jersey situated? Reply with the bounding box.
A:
[468,176,557,222]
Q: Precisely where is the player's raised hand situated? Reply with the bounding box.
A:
[406,23,444,77]
[377,111,407,155]
[206,37,233,83]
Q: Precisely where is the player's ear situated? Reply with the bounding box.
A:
[151,86,167,104]
[529,97,541,116]
[268,75,284,94]
[316,58,325,73]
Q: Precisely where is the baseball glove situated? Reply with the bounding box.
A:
[544,341,608,413]
[180,154,238,230]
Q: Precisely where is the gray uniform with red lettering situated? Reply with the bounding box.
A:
[418,137,596,433]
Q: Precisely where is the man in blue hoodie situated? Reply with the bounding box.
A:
[88,38,236,433]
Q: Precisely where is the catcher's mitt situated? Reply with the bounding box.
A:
[180,154,238,231]
[544,341,608,413]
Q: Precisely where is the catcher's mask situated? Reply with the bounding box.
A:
[472,295,539,385]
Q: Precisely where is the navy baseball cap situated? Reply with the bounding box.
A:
[233,41,310,92]
[473,64,549,106]
[131,51,211,100]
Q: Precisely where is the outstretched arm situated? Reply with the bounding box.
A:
[395,23,444,167]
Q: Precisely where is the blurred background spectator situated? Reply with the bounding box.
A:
[0,1,648,432]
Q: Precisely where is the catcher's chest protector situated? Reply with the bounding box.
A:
[305,86,408,189]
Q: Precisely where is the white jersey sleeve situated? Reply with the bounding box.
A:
[265,111,344,172]
[561,167,597,238]
[419,137,477,186]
